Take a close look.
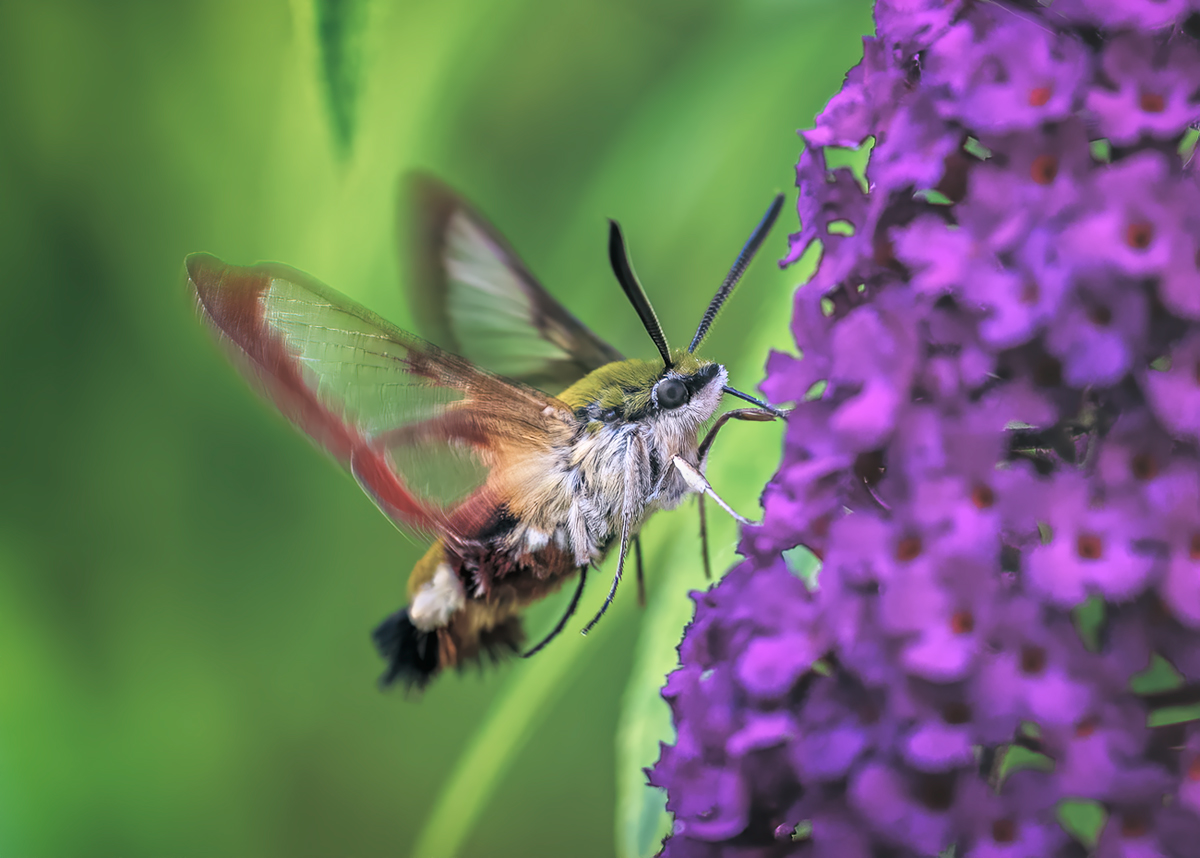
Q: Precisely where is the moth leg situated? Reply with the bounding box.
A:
[522,565,589,658]
[693,408,776,558]
[698,407,778,470]
[634,535,646,607]
[582,516,631,636]
[672,456,755,526]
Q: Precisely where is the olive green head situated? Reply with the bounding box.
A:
[559,349,726,428]
[573,193,788,431]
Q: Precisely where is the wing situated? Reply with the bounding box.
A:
[403,173,624,392]
[187,253,572,539]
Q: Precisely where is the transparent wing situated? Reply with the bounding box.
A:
[187,252,569,539]
[404,173,624,392]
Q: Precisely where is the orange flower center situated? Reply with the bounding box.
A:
[1121,813,1149,839]
[1131,453,1158,481]
[1126,222,1154,250]
[1028,86,1052,107]
[1020,645,1047,675]
[1076,533,1104,560]
[1189,756,1200,782]
[942,702,971,724]
[992,819,1017,843]
[1139,92,1165,113]
[1088,305,1113,326]
[1030,154,1058,184]
[895,535,923,562]
[873,236,896,266]
[971,483,996,509]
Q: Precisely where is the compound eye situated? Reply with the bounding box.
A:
[657,378,688,410]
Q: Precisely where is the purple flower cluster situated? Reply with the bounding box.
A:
[651,2,1200,856]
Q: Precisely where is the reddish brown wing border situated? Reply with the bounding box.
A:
[186,253,570,539]
[188,253,444,531]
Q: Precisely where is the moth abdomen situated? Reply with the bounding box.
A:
[377,540,571,689]
[372,609,439,689]
[372,601,528,690]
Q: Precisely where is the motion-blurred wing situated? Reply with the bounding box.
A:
[404,173,623,391]
[187,253,569,538]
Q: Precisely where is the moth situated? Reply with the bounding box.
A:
[187,176,786,690]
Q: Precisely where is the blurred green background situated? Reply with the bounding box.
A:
[0,1,870,855]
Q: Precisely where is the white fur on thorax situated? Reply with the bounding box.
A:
[409,561,466,630]
[522,528,550,552]
[504,365,729,567]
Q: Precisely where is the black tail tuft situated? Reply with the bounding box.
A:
[372,609,439,690]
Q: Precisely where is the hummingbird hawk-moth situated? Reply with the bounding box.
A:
[188,176,785,689]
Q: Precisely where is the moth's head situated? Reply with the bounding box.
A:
[566,350,728,430]
[592,193,789,427]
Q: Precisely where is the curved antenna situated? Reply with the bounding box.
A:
[689,193,786,353]
[608,220,672,368]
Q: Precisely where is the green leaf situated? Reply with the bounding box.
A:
[615,532,705,858]
[303,0,372,155]
[1130,653,1184,695]
[1058,800,1107,849]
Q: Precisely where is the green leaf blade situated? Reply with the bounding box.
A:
[310,0,371,155]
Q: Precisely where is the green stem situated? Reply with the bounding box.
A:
[410,632,598,858]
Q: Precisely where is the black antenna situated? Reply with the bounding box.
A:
[608,220,673,368]
[689,193,786,353]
